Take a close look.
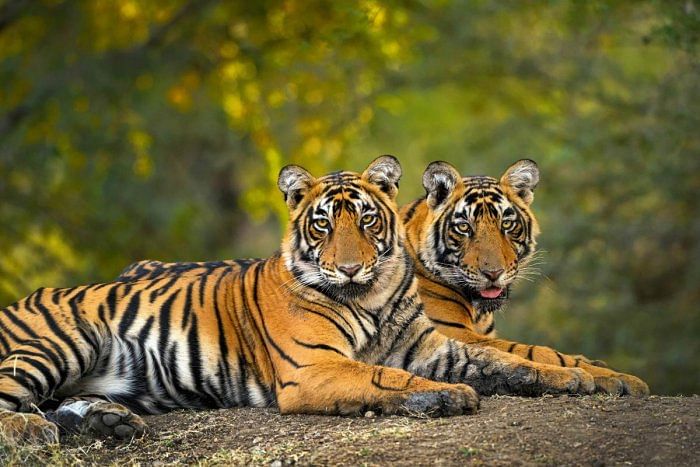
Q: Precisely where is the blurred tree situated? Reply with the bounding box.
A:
[0,0,698,394]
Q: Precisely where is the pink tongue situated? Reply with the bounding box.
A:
[480,287,503,299]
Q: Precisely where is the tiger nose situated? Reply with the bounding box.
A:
[481,268,504,281]
[338,264,362,278]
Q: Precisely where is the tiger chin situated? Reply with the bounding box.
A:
[401,159,650,397]
[0,156,598,446]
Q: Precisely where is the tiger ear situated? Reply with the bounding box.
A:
[423,161,461,209]
[500,159,539,206]
[278,165,315,209]
[362,155,402,199]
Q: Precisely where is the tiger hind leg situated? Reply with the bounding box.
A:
[0,338,96,444]
[47,396,146,441]
[0,346,65,445]
[0,408,59,444]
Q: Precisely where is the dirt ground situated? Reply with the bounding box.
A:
[3,395,699,466]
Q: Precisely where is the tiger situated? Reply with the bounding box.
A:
[0,156,597,445]
[401,159,650,396]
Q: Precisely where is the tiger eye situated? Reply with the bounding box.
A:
[361,214,377,226]
[315,218,329,229]
[454,223,472,236]
[501,219,513,230]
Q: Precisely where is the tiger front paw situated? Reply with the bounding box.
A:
[533,366,596,396]
[586,367,650,397]
[401,384,479,417]
[616,373,650,397]
[0,409,59,445]
[83,402,146,441]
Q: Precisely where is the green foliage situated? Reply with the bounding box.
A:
[1,0,698,394]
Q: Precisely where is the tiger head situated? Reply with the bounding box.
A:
[277,156,404,303]
[406,159,541,312]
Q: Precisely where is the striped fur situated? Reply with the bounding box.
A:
[0,157,596,444]
[401,160,649,396]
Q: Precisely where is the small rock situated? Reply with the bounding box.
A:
[253,437,262,444]
[270,461,282,467]
[364,410,376,418]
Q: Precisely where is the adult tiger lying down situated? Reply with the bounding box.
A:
[401,159,649,396]
[0,156,594,445]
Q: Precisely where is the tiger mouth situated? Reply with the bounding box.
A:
[463,285,510,312]
[479,287,505,299]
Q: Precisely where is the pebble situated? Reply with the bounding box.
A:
[270,461,282,467]
[365,410,376,418]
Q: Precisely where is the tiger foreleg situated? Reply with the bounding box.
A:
[498,343,648,396]
[434,327,648,396]
[398,323,596,396]
[275,359,479,417]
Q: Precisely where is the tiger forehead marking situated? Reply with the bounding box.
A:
[310,174,377,218]
[453,177,511,221]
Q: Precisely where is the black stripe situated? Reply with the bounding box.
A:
[371,368,410,391]
[444,339,455,381]
[430,318,466,329]
[24,339,69,385]
[401,198,424,223]
[211,271,234,397]
[428,358,441,380]
[527,346,534,361]
[0,367,44,394]
[68,290,100,352]
[420,288,469,310]
[556,352,566,367]
[158,291,179,355]
[379,304,426,364]
[181,282,194,330]
[251,263,306,369]
[277,378,299,389]
[106,286,118,320]
[198,273,208,307]
[507,342,517,353]
[2,305,40,339]
[118,291,142,336]
[32,290,88,374]
[187,314,220,408]
[138,316,155,342]
[0,327,9,353]
[300,307,356,348]
[401,327,435,370]
[0,392,24,410]
[149,276,179,303]
[7,354,58,390]
[292,338,347,357]
[236,355,250,407]
[458,356,471,382]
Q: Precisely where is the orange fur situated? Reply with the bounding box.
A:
[401,160,649,396]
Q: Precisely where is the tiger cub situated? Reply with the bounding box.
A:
[401,159,649,396]
[0,156,595,444]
